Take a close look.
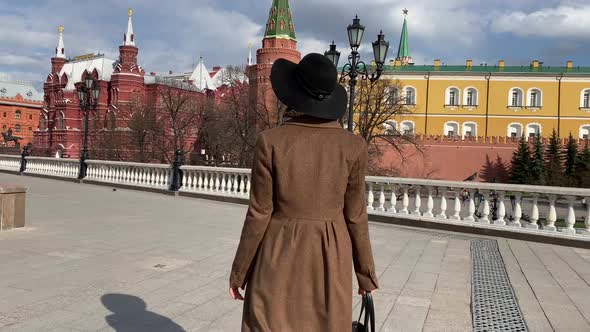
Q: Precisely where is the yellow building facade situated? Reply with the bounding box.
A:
[382,60,590,139]
[378,12,590,139]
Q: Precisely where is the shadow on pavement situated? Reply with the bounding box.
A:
[101,293,186,331]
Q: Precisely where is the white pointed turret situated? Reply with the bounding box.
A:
[248,43,253,66]
[189,57,216,91]
[55,25,65,59]
[124,8,135,46]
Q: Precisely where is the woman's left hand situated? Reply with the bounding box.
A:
[229,287,244,301]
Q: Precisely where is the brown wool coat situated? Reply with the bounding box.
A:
[230,117,379,332]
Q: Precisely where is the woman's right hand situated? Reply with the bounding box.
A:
[358,289,375,296]
[229,287,244,301]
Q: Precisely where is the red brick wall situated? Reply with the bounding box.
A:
[0,96,42,147]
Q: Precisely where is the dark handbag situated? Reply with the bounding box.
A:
[352,293,375,332]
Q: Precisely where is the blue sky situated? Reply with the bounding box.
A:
[1,0,590,88]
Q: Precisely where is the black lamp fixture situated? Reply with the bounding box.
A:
[76,70,100,179]
[325,15,390,132]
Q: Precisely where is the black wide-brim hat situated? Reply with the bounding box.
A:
[270,53,347,120]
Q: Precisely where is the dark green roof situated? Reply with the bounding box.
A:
[264,0,296,41]
[397,17,410,59]
[337,64,590,75]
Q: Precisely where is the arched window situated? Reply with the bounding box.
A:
[15,110,21,119]
[580,125,590,139]
[401,121,415,135]
[509,88,524,107]
[446,87,460,106]
[464,87,478,106]
[57,112,65,130]
[108,112,116,130]
[383,120,398,135]
[462,122,477,137]
[29,114,32,120]
[15,125,21,133]
[508,123,523,138]
[444,122,459,138]
[404,87,416,105]
[527,88,542,108]
[526,123,541,137]
[581,89,590,109]
[386,86,399,105]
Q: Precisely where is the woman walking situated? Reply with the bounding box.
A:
[229,53,379,331]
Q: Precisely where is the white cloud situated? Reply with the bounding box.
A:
[491,5,590,38]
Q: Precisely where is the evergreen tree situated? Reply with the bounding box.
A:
[545,130,564,187]
[564,133,578,186]
[530,133,546,185]
[494,156,510,183]
[480,155,496,183]
[575,141,590,187]
[510,134,532,184]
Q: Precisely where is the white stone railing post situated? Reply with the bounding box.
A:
[527,194,540,229]
[376,183,385,212]
[494,191,507,225]
[479,190,490,224]
[412,186,422,216]
[424,187,434,218]
[546,195,557,231]
[437,187,448,219]
[508,193,522,227]
[451,189,461,220]
[367,182,374,211]
[564,196,577,235]
[464,189,476,222]
[400,186,410,214]
[388,186,397,213]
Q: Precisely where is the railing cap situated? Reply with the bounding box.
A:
[85,159,171,169]
[24,156,79,162]
[181,165,252,174]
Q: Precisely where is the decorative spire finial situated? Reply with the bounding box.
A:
[124,8,135,46]
[58,25,64,33]
[403,8,409,16]
[55,25,66,59]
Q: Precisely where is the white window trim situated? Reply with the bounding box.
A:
[580,89,590,109]
[463,87,479,107]
[508,87,524,108]
[403,86,417,105]
[383,120,398,134]
[445,86,461,106]
[526,122,542,137]
[462,121,477,138]
[507,122,523,137]
[579,124,590,139]
[526,88,543,108]
[444,121,460,137]
[400,120,415,134]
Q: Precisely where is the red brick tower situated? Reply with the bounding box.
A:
[248,0,301,129]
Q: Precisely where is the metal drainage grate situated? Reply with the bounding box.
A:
[471,240,528,332]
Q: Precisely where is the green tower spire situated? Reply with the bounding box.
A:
[264,0,296,41]
[396,9,413,65]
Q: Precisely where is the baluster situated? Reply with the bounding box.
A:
[546,195,557,231]
[214,173,221,191]
[142,168,148,185]
[367,182,374,211]
[463,189,476,222]
[526,194,540,229]
[376,183,385,212]
[508,193,522,227]
[246,174,251,195]
[494,191,507,226]
[400,186,409,214]
[585,197,590,233]
[437,188,448,219]
[564,196,577,234]
[451,189,461,221]
[388,186,397,213]
[184,170,190,190]
[230,174,237,194]
[479,190,491,224]
[239,174,246,195]
[202,172,209,191]
[423,187,434,218]
[221,173,227,193]
[412,186,422,216]
[198,172,204,190]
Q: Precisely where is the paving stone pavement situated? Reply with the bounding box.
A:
[1,173,590,331]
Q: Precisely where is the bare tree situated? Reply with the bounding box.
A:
[349,78,420,176]
[116,96,162,163]
[154,81,205,162]
[254,85,288,131]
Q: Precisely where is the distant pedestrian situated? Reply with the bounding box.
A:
[229,53,379,331]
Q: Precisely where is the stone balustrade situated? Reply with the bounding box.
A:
[180,166,251,196]
[365,176,590,238]
[1,153,590,241]
[0,154,21,172]
[85,160,172,189]
[24,157,79,179]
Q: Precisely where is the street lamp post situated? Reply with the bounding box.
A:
[325,15,390,132]
[76,71,100,179]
